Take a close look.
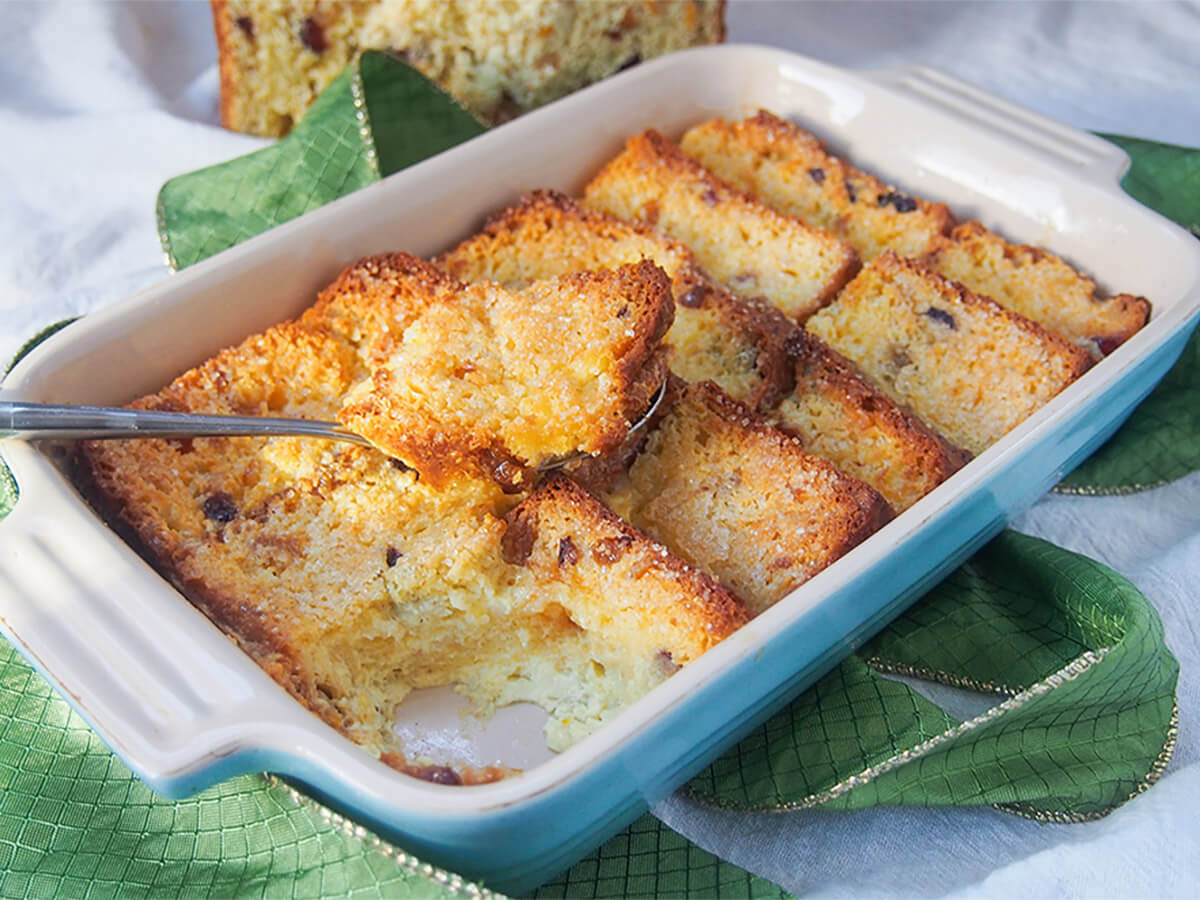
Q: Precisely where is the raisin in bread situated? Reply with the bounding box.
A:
[925,220,1150,357]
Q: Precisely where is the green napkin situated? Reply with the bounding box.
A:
[1,50,1195,898]
[687,532,1176,821]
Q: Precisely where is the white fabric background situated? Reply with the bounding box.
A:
[1,1,1198,896]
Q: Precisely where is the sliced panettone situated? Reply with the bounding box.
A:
[437,189,794,411]
[583,129,858,321]
[339,260,674,490]
[774,330,971,512]
[925,220,1150,357]
[805,253,1093,455]
[604,379,893,614]
[680,110,953,261]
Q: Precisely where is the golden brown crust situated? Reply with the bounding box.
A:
[777,330,970,511]
[714,0,728,42]
[584,129,860,321]
[925,220,1151,356]
[210,0,240,131]
[674,275,798,410]
[806,253,1093,455]
[609,379,893,613]
[73,444,351,737]
[306,252,465,358]
[882,254,1093,373]
[681,110,953,261]
[503,474,751,661]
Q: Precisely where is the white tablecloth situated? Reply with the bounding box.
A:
[2,2,1198,896]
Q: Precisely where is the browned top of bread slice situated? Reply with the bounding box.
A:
[583,129,858,321]
[502,473,750,665]
[339,260,673,489]
[302,252,465,365]
[775,331,970,512]
[806,253,1093,455]
[605,379,892,614]
[925,220,1151,357]
[437,189,794,411]
[680,110,953,261]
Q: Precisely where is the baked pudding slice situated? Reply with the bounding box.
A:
[584,129,858,322]
[806,253,1092,455]
[340,259,674,490]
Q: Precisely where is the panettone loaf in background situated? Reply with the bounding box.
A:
[212,0,726,137]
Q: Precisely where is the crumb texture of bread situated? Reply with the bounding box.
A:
[213,0,726,137]
[774,331,970,512]
[925,221,1151,356]
[680,111,953,262]
[583,130,858,322]
[604,380,892,614]
[438,190,793,411]
[339,259,673,488]
[805,254,1092,455]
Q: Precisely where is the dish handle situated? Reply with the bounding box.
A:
[0,454,299,796]
[863,64,1131,186]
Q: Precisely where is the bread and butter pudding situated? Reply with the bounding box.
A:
[78,251,746,767]
[78,106,1151,784]
[211,0,726,137]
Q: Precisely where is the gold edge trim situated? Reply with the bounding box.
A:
[993,695,1180,823]
[351,63,381,179]
[155,191,180,273]
[1052,479,1171,497]
[687,648,1111,814]
[864,658,1022,697]
[262,773,502,899]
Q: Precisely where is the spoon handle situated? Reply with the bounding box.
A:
[0,401,372,445]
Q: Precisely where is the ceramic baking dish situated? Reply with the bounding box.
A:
[1,45,1198,894]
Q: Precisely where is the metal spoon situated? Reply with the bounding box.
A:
[0,382,667,472]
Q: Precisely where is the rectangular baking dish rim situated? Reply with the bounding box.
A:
[0,44,1198,820]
